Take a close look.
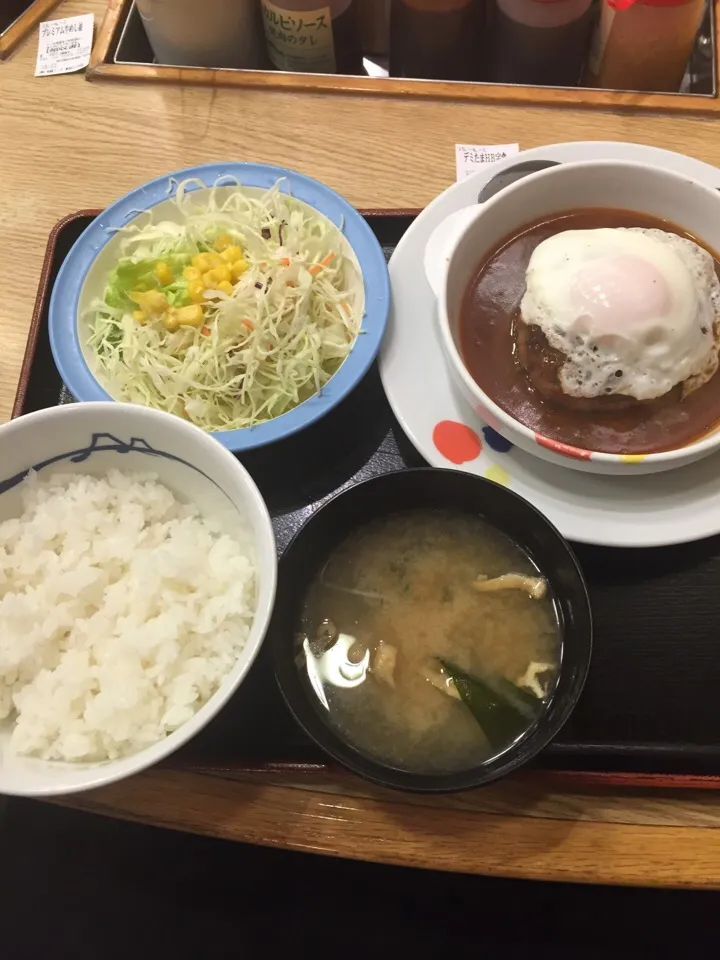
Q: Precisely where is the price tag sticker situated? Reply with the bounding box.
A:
[35,13,94,77]
[455,144,520,182]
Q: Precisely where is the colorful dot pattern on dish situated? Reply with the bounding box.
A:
[620,454,647,463]
[433,420,482,464]
[481,426,513,453]
[484,464,510,486]
[535,433,593,461]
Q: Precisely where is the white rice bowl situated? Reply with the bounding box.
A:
[1,470,257,762]
[0,402,276,797]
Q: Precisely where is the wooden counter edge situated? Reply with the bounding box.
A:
[86,60,720,117]
[51,767,720,888]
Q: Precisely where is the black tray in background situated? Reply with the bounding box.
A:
[0,1,36,34]
[112,0,717,99]
[17,212,720,783]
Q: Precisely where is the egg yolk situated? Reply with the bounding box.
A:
[570,255,672,337]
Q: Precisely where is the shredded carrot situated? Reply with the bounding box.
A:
[279,257,290,267]
[241,319,254,331]
[340,301,351,316]
[309,252,336,276]
[201,326,211,336]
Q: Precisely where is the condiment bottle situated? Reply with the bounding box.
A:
[359,0,391,55]
[389,0,485,81]
[260,0,363,73]
[585,0,705,92]
[135,0,266,69]
[488,0,593,86]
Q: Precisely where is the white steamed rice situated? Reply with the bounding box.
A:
[0,469,256,762]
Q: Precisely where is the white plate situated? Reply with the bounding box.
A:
[380,141,720,548]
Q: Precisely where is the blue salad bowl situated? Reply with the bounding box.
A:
[49,162,391,453]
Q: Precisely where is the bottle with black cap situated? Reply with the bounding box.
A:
[389,0,485,81]
[488,0,594,86]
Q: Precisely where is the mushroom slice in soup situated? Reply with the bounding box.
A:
[371,642,397,688]
[474,573,547,600]
[516,661,555,699]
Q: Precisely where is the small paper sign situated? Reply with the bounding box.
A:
[35,13,94,77]
[455,144,520,182]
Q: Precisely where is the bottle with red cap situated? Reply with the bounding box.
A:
[586,0,705,91]
[488,0,595,86]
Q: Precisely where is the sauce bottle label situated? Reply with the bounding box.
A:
[261,0,337,73]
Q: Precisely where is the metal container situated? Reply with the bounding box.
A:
[135,0,266,69]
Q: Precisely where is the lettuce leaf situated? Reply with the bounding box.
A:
[104,256,191,310]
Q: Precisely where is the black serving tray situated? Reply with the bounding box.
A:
[15,211,720,788]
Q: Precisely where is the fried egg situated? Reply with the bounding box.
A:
[519,227,720,401]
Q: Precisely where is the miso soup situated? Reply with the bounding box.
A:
[297,510,561,775]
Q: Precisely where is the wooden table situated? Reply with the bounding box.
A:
[5,0,720,889]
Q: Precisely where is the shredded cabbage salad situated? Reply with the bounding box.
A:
[87,178,365,431]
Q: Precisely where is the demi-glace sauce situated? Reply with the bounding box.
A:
[459,209,720,454]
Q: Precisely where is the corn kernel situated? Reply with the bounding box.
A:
[155,261,173,286]
[217,280,234,296]
[148,291,169,313]
[219,245,243,264]
[230,259,248,282]
[188,279,205,303]
[193,252,223,272]
[214,233,234,252]
[129,290,169,314]
[163,310,180,332]
[205,265,231,286]
[184,266,202,282]
[176,304,205,327]
[132,310,147,324]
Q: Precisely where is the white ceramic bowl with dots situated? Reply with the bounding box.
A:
[433,159,720,475]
